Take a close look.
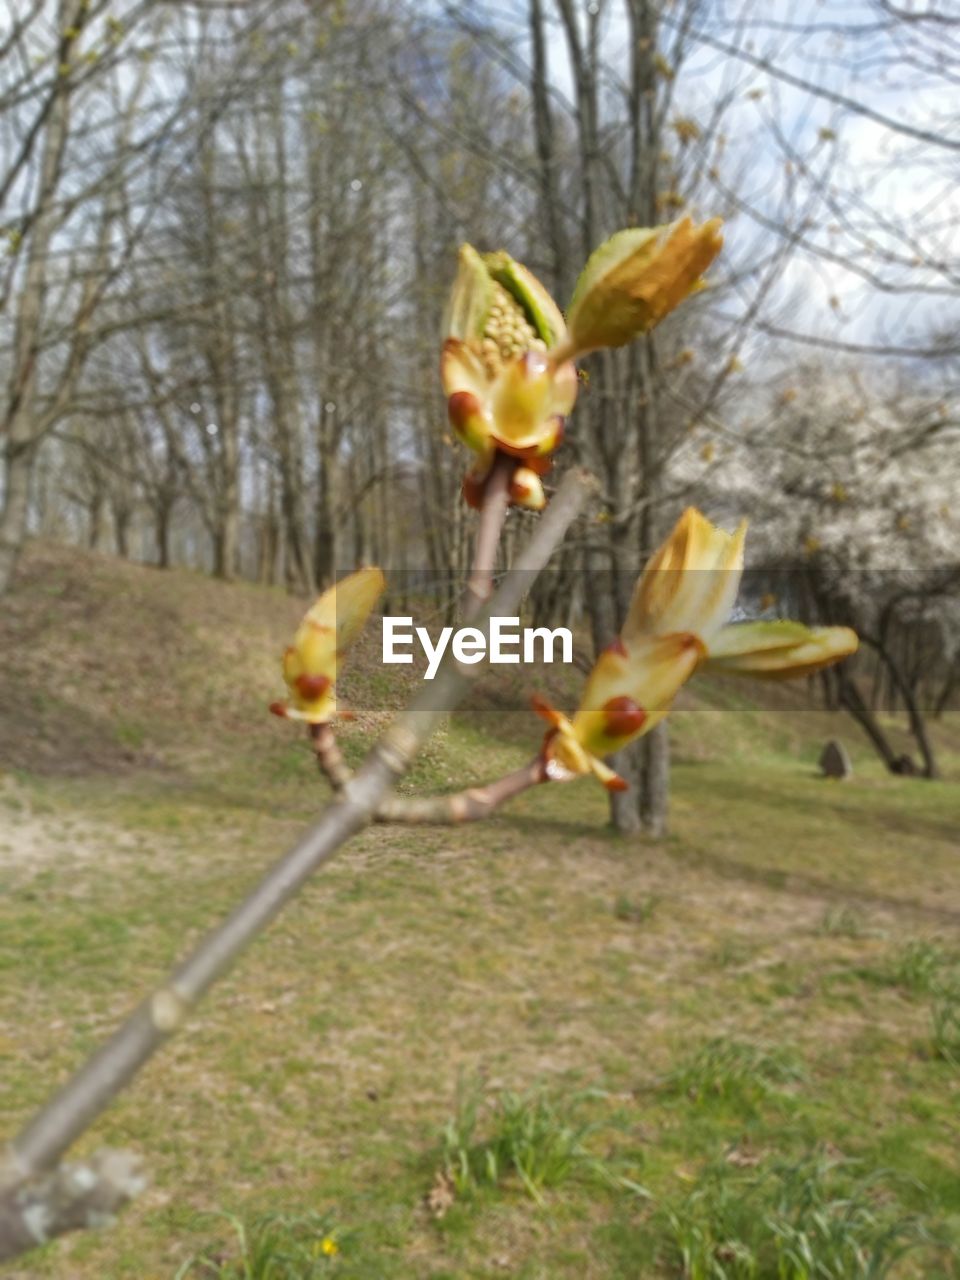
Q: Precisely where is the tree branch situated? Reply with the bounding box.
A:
[463,451,515,619]
[310,724,547,824]
[0,466,597,1266]
[0,1150,147,1264]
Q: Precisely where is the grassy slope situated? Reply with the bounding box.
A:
[1,542,958,1279]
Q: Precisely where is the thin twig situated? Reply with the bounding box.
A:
[311,725,547,823]
[463,451,515,619]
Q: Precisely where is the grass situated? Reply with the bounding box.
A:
[1,541,959,1277]
[613,891,661,924]
[863,939,957,995]
[654,1154,941,1279]
[817,905,869,938]
[659,1037,805,1107]
[174,1211,341,1278]
[930,984,960,1068]
[439,1080,648,1205]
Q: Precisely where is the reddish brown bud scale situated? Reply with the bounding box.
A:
[447,390,482,434]
[509,476,532,503]
[530,694,562,726]
[294,673,331,700]
[462,471,485,509]
[602,695,646,737]
[604,774,629,792]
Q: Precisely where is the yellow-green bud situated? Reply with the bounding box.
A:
[564,217,723,359]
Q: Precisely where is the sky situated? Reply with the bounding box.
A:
[462,0,960,360]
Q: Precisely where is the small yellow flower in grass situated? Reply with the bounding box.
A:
[270,567,385,724]
[532,507,857,791]
[320,1236,338,1256]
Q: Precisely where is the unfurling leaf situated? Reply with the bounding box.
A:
[564,218,723,358]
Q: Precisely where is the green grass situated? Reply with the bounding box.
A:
[439,1080,647,1205]
[659,1037,806,1108]
[1,542,959,1277]
[930,983,960,1067]
[865,939,957,995]
[651,1154,944,1279]
[174,1212,342,1278]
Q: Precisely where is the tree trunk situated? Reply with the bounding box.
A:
[0,441,34,595]
[639,723,670,839]
[113,504,131,559]
[313,451,338,588]
[222,505,239,581]
[212,504,239,581]
[87,493,106,551]
[154,500,172,569]
[836,669,902,773]
[933,657,959,719]
[609,749,641,832]
[871,639,940,779]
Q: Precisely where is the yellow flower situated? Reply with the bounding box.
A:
[441,245,576,510]
[559,217,723,361]
[320,1236,338,1256]
[534,508,857,790]
[270,567,385,723]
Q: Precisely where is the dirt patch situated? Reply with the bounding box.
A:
[0,541,302,776]
[0,776,144,874]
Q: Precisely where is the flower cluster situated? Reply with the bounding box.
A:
[441,246,576,512]
[441,218,724,511]
[534,508,858,790]
[272,226,859,804]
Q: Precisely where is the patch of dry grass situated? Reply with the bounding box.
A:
[1,543,958,1278]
